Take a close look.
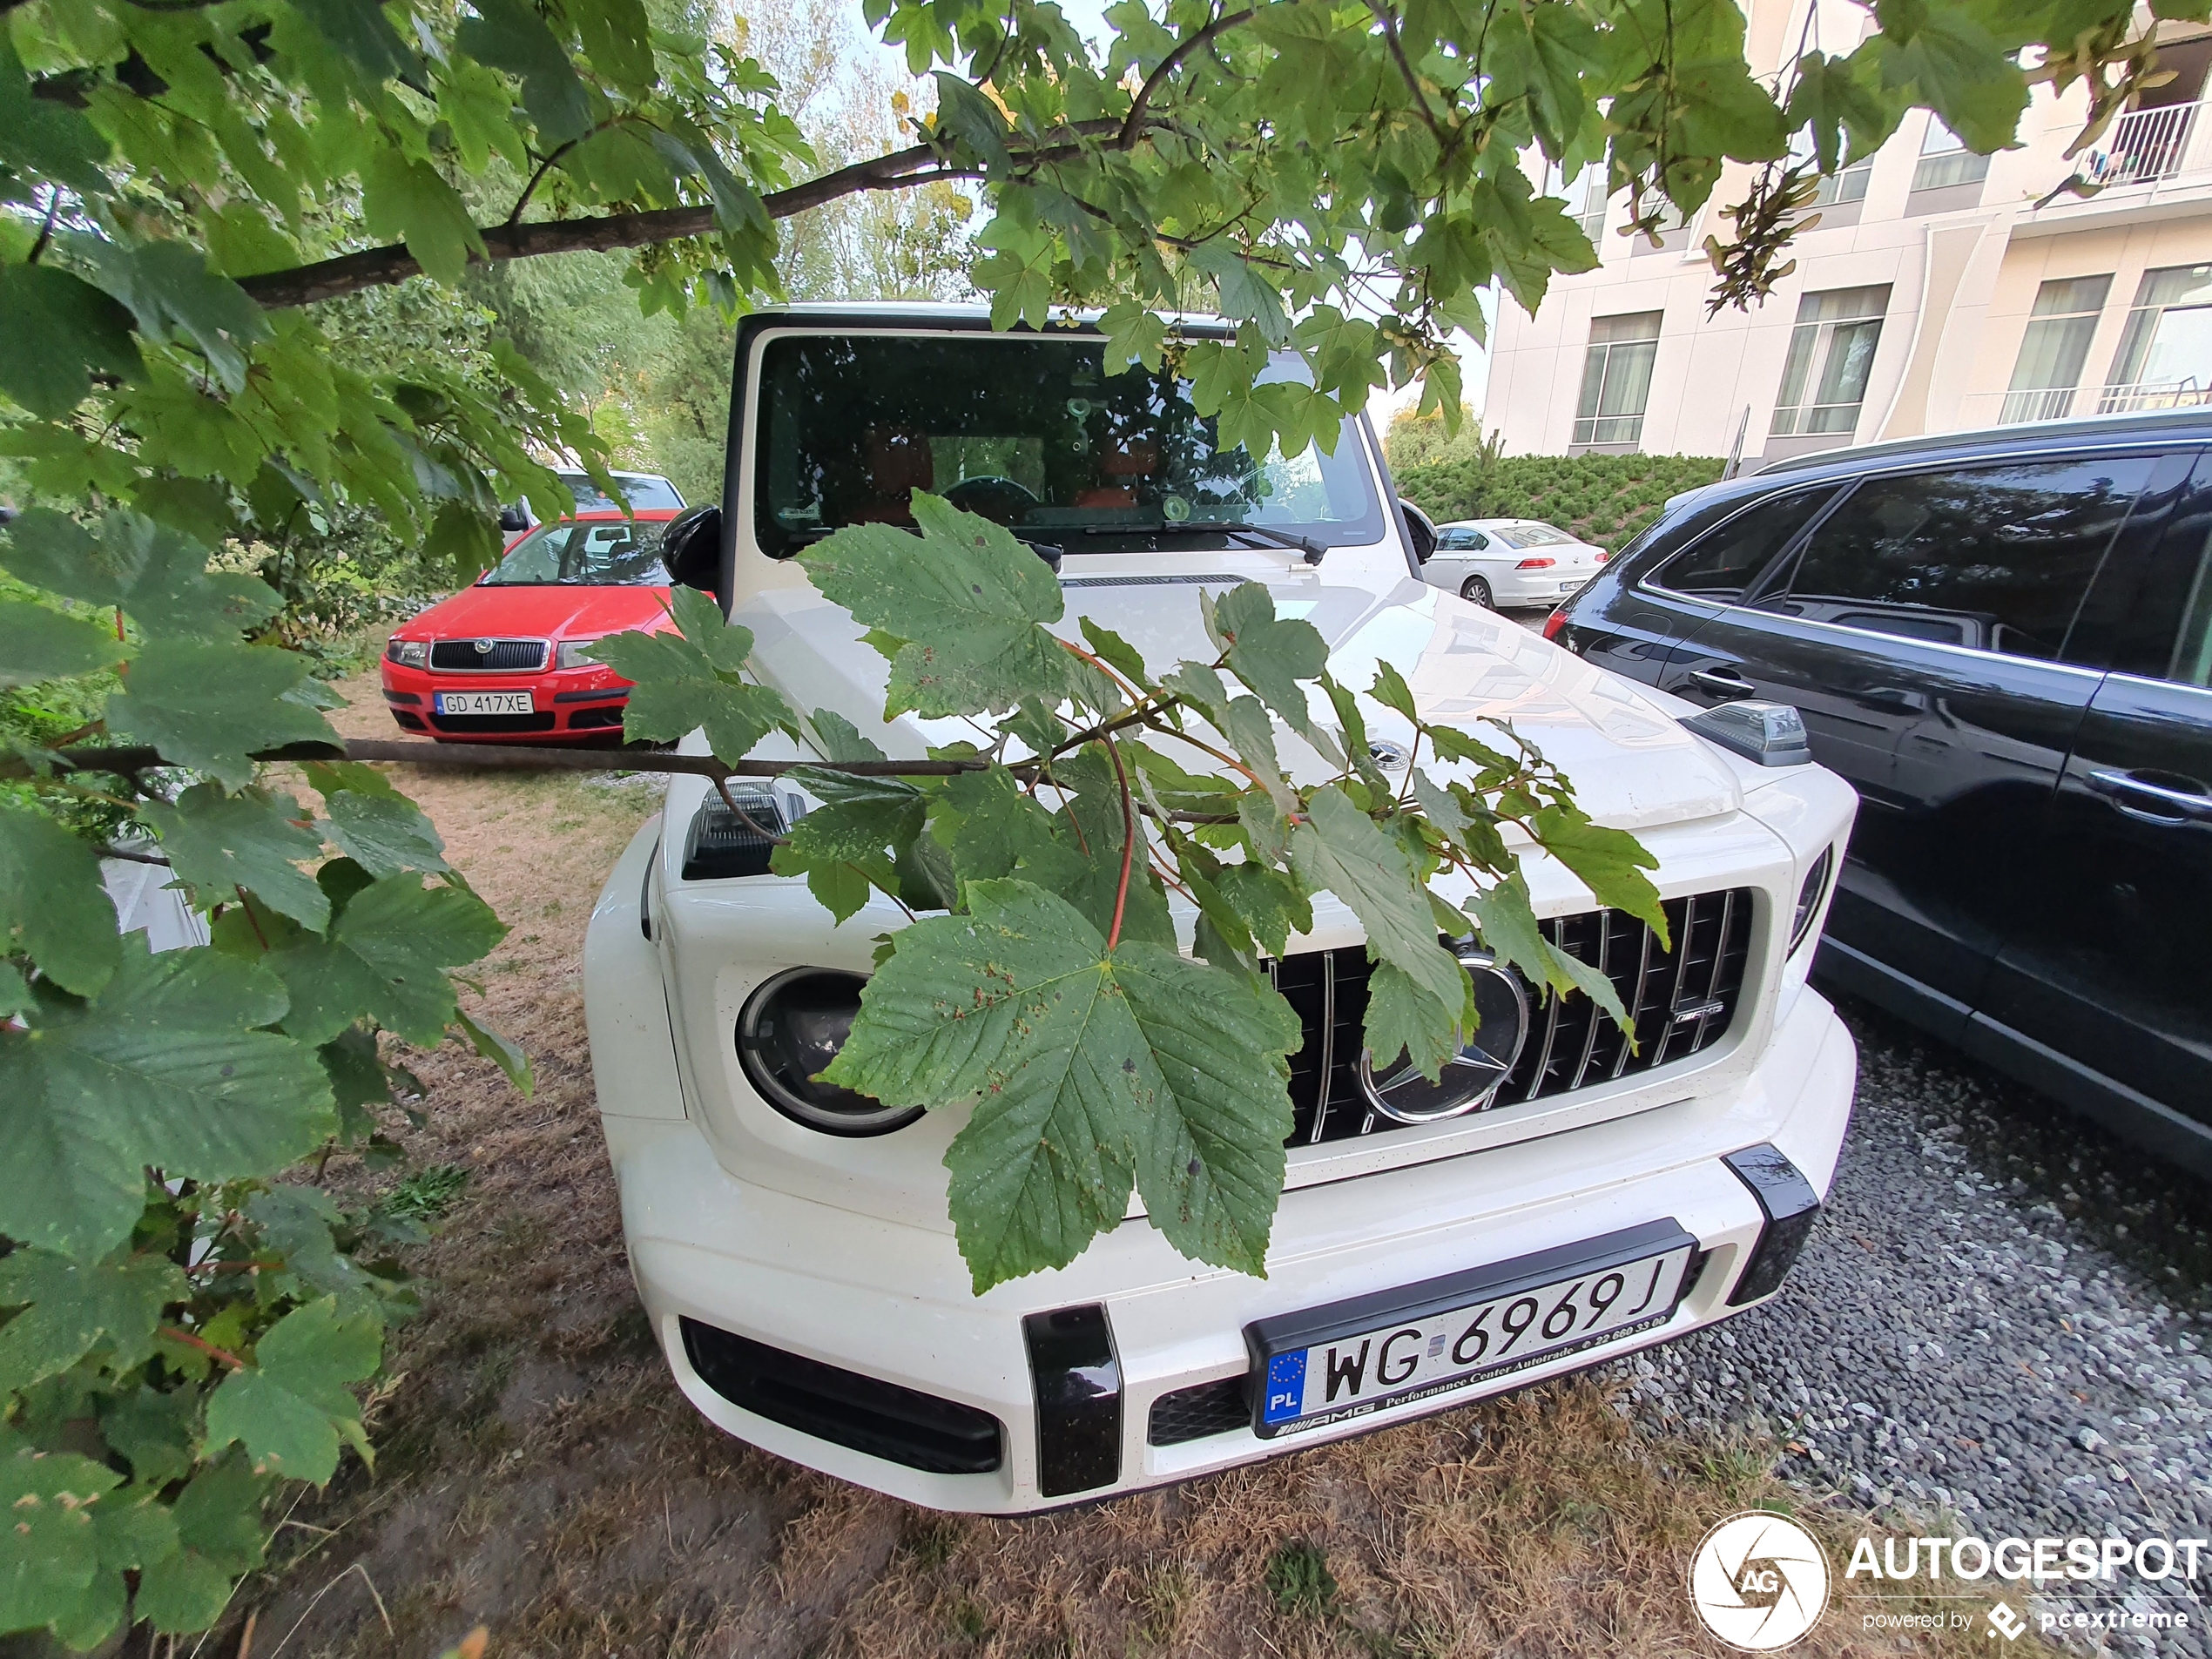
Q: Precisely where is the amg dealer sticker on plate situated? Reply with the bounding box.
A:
[1244,1219,1699,1438]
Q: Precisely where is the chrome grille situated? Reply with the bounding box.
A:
[428,637,547,671]
[1272,888,1756,1147]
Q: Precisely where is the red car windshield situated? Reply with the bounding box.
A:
[485,518,671,586]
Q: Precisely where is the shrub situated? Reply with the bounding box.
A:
[1394,453,1727,550]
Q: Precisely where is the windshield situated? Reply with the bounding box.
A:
[485,518,671,585]
[1498,523,1575,549]
[559,470,685,514]
[752,332,1385,557]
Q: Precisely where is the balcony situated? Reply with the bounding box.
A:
[1999,386,2080,423]
[2096,378,2212,413]
[2080,102,2209,187]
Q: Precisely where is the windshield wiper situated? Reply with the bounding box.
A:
[1079,520,1328,564]
[789,523,1062,570]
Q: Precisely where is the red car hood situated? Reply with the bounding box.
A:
[401,583,672,642]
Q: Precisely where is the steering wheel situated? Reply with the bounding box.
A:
[943,475,1042,525]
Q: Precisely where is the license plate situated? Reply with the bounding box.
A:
[1245,1220,1697,1438]
[435,691,533,715]
[1560,577,1585,592]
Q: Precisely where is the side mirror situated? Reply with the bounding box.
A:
[1400,502,1438,565]
[662,504,723,595]
[498,503,529,533]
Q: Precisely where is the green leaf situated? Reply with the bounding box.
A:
[204,1297,380,1483]
[0,1249,186,1393]
[1362,960,1464,1081]
[0,37,109,198]
[1530,805,1667,945]
[0,598,127,687]
[783,766,927,863]
[572,0,658,94]
[0,510,280,641]
[1208,583,1326,738]
[361,150,485,287]
[1291,786,1467,1015]
[1185,243,1291,347]
[0,265,139,418]
[1076,615,1149,687]
[319,1024,393,1141]
[98,1387,199,1486]
[822,880,1296,1291]
[294,0,418,82]
[0,1430,125,1648]
[457,1006,533,1094]
[321,790,448,877]
[266,869,505,1046]
[799,494,1108,718]
[456,0,596,145]
[1464,871,1631,1030]
[134,1453,268,1633]
[0,803,120,995]
[70,238,268,396]
[590,602,793,763]
[145,784,329,931]
[806,709,887,762]
[246,1186,384,1310]
[0,938,334,1259]
[106,640,339,790]
[1214,861,1312,959]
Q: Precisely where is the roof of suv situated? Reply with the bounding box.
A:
[1755,405,2212,478]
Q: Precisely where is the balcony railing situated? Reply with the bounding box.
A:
[2082,102,2207,188]
[2000,386,2080,423]
[2097,379,2212,414]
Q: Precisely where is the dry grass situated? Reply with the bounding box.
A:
[222,676,2057,1659]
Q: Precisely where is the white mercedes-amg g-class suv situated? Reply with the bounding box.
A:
[583,306,1858,1512]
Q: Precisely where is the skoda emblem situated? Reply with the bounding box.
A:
[1357,950,1530,1123]
[475,637,496,654]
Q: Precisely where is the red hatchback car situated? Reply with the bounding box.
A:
[381,510,679,742]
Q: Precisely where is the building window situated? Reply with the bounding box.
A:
[2000,275,2112,423]
[2102,264,2212,412]
[1911,119,1989,193]
[1812,156,1875,206]
[1573,312,1662,446]
[1547,163,1609,246]
[1770,286,1891,438]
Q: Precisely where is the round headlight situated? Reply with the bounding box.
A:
[1790,846,1835,956]
[737,968,920,1136]
[1358,952,1530,1124]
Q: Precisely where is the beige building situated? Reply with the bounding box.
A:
[1484,0,2212,467]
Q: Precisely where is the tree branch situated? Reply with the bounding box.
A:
[235,120,1124,309]
[1103,732,1137,952]
[1119,8,1256,149]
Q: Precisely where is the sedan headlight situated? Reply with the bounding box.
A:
[738,968,921,1136]
[385,638,428,668]
[556,638,602,669]
[1790,846,1835,956]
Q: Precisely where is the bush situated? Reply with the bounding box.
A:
[1393,452,1726,551]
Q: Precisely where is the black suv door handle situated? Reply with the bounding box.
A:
[2087,769,2212,824]
[1688,666,1756,699]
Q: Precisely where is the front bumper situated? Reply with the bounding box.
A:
[594,951,1856,1513]
[379,661,630,741]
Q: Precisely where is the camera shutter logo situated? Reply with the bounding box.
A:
[1688,1512,1831,1650]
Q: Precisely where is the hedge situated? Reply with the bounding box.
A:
[1393,453,1727,551]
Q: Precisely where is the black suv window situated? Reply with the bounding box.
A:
[1653,484,1838,598]
[1763,457,2155,663]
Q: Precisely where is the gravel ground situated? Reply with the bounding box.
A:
[1610,992,2212,1654]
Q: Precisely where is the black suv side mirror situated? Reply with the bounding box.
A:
[663,504,723,595]
[498,502,529,533]
[1400,502,1438,564]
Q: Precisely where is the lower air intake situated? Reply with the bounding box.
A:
[680,1318,1002,1474]
[1273,887,1756,1146]
[1147,1376,1250,1446]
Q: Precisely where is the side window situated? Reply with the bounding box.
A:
[1465,530,1490,550]
[1652,485,1838,599]
[1766,457,2157,663]
[1436,529,1467,550]
[2173,538,2212,687]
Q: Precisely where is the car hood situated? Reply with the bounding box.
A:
[739,567,1741,833]
[401,583,671,641]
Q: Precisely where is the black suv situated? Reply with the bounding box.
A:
[1547,410,2212,1173]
